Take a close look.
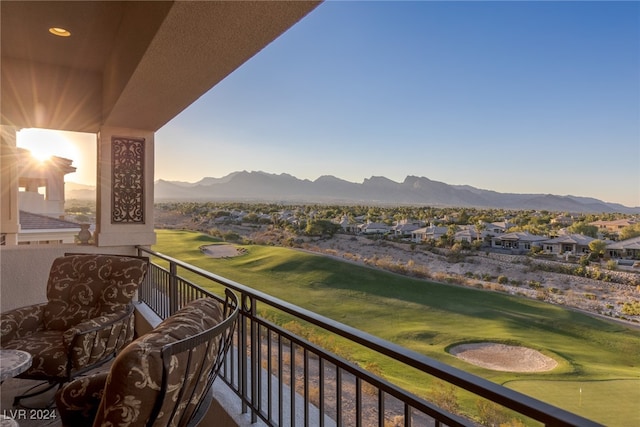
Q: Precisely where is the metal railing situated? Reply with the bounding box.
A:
[136,247,601,427]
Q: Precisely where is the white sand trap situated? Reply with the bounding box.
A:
[200,244,242,258]
[449,343,558,372]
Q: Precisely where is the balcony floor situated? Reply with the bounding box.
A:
[0,359,116,427]
[0,377,61,426]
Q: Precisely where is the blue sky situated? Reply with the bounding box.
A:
[18,1,640,207]
[155,0,640,207]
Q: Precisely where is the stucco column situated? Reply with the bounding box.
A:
[95,127,156,247]
[0,126,19,246]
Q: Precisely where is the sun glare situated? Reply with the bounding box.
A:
[16,128,97,186]
[17,128,79,160]
[17,128,79,163]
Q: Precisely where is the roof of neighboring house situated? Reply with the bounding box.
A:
[19,211,81,230]
[606,235,640,250]
[413,226,448,235]
[590,219,637,227]
[541,234,595,246]
[360,222,389,230]
[393,223,421,232]
[497,231,548,242]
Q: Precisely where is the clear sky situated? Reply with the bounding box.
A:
[18,1,640,207]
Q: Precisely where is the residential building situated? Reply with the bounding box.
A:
[590,218,637,236]
[392,219,422,237]
[17,211,81,245]
[411,224,449,243]
[540,233,596,256]
[606,236,640,260]
[358,221,390,235]
[491,231,548,253]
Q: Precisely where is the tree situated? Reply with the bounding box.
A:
[588,239,607,258]
[568,222,599,238]
[619,223,640,241]
[305,219,340,237]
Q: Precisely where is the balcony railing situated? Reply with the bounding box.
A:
[136,247,601,427]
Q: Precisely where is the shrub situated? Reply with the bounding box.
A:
[497,275,509,284]
[622,301,640,316]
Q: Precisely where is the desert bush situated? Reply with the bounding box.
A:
[528,280,541,289]
[622,301,640,316]
[430,380,459,413]
[475,400,512,426]
[497,275,508,284]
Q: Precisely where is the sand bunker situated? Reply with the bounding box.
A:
[449,343,557,372]
[200,244,244,258]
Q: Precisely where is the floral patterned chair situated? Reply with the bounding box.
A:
[55,291,239,427]
[0,254,149,404]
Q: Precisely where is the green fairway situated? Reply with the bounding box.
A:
[153,230,640,425]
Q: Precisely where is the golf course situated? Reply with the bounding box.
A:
[153,230,640,425]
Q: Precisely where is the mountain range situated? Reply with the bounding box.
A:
[65,172,638,213]
[144,171,637,213]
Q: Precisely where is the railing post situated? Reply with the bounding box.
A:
[169,261,179,315]
[238,292,251,418]
[250,294,259,424]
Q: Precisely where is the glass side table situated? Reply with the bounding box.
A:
[0,349,32,382]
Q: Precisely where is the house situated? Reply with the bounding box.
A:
[17,148,76,219]
[358,221,390,235]
[606,236,640,260]
[551,215,576,226]
[484,221,509,234]
[16,149,81,244]
[589,219,637,236]
[492,231,548,253]
[392,219,422,237]
[337,215,358,233]
[540,233,595,256]
[412,224,449,243]
[17,211,81,245]
[454,225,488,244]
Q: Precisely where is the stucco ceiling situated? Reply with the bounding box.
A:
[1,1,321,133]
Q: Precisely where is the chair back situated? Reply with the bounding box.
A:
[43,254,149,331]
[94,291,239,427]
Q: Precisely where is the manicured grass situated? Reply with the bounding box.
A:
[504,379,640,424]
[153,230,640,425]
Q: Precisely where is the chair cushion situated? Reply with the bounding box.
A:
[93,298,224,426]
[56,372,109,425]
[3,330,67,380]
[43,255,147,331]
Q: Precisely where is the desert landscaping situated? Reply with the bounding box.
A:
[158,204,640,377]
[199,230,639,374]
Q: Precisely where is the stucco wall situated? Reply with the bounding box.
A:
[0,245,138,312]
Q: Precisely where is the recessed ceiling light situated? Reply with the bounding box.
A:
[49,27,71,37]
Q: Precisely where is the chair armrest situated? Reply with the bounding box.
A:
[0,303,46,344]
[63,305,135,372]
[56,371,108,427]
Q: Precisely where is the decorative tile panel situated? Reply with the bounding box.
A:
[111,137,145,224]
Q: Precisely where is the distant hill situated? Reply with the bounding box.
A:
[65,182,96,200]
[154,171,640,214]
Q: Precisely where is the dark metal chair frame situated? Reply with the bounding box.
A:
[150,288,239,427]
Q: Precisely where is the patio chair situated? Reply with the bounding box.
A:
[56,291,239,427]
[0,253,149,405]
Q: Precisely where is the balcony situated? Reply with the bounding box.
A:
[1,247,602,427]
